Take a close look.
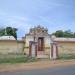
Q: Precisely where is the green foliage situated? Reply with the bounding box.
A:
[0,54,37,63]
[53,30,64,37]
[6,27,17,39]
[58,54,75,60]
[0,28,5,36]
[64,30,74,38]
[52,30,75,38]
[0,27,17,39]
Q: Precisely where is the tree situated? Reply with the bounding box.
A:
[52,30,64,37]
[73,33,75,38]
[52,30,75,38]
[0,28,5,36]
[6,27,17,40]
[0,27,17,40]
[64,30,74,38]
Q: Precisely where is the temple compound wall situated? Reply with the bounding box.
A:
[0,26,75,59]
[0,36,24,54]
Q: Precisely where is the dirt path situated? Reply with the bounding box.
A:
[0,60,75,72]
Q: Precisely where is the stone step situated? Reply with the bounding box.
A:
[37,51,44,55]
[37,55,48,58]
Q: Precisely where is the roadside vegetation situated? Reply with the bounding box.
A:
[58,54,75,60]
[0,54,37,64]
[0,54,75,64]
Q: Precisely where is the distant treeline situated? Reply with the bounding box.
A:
[52,30,75,38]
[0,27,17,39]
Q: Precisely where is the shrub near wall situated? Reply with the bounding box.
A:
[0,54,37,63]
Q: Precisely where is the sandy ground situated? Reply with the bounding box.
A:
[0,60,75,72]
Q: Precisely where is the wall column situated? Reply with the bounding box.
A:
[29,41,37,57]
[50,42,58,59]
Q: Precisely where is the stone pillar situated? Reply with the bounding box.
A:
[29,41,37,57]
[50,42,58,59]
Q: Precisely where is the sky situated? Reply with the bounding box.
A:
[0,0,75,39]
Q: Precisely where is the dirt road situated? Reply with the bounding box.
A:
[0,60,75,72]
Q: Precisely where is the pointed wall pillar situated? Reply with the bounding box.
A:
[50,42,58,59]
[29,41,37,57]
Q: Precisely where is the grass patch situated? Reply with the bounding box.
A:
[0,54,37,64]
[58,54,75,60]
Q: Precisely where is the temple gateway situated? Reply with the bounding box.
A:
[0,25,75,59]
[24,25,75,59]
[24,25,53,58]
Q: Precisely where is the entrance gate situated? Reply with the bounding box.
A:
[29,41,58,59]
